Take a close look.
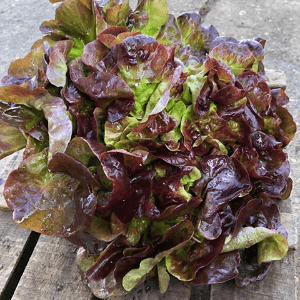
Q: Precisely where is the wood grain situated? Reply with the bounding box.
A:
[0,150,23,210]
[109,276,191,300]
[11,235,93,300]
[0,210,31,296]
[296,215,300,300]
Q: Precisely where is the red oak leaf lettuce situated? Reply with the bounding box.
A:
[0,0,296,297]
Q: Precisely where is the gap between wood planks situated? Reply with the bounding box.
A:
[0,231,40,299]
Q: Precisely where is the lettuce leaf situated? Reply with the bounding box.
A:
[4,148,96,236]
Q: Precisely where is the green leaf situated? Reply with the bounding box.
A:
[150,220,173,237]
[77,247,99,272]
[137,64,184,126]
[129,80,158,119]
[55,0,96,43]
[64,137,99,166]
[46,40,73,87]
[157,259,170,293]
[177,13,204,54]
[126,216,150,245]
[101,0,130,26]
[257,234,289,264]
[156,14,182,46]
[132,0,169,38]
[160,100,186,148]
[122,257,156,291]
[68,38,85,58]
[222,226,288,264]
[180,166,201,190]
[182,72,205,107]
[209,42,255,76]
[88,216,119,242]
[23,133,49,159]
[0,120,26,159]
[104,117,139,146]
[122,220,193,291]
[0,86,72,161]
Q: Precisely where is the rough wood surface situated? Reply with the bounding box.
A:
[296,223,300,298]
[109,277,191,300]
[280,213,298,250]
[0,210,31,295]
[11,235,93,300]
[0,150,23,210]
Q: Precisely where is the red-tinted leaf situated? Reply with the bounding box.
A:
[107,97,134,123]
[95,0,130,26]
[271,88,289,107]
[4,148,96,236]
[209,41,255,76]
[275,106,297,146]
[46,40,73,87]
[76,71,134,105]
[99,26,128,36]
[153,176,187,208]
[235,245,271,287]
[117,35,176,82]
[166,232,227,281]
[99,150,154,223]
[65,88,95,138]
[157,197,201,221]
[194,80,212,116]
[181,107,239,153]
[195,155,251,219]
[129,111,177,140]
[237,70,272,114]
[233,198,288,239]
[82,40,109,70]
[98,33,119,48]
[48,152,101,190]
[211,85,247,106]
[191,251,240,285]
[203,57,234,83]
[157,219,194,253]
[86,237,126,281]
[197,205,236,241]
[154,148,195,168]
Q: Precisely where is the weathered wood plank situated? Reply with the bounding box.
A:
[12,235,93,300]
[190,285,211,300]
[297,231,300,300]
[109,276,191,300]
[0,150,23,210]
[0,210,31,296]
[281,213,298,250]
